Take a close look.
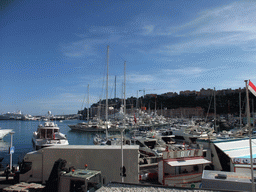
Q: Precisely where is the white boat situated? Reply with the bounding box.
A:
[0,128,12,139]
[32,121,69,150]
[158,147,211,187]
[0,111,24,120]
[132,136,166,158]
[95,133,166,158]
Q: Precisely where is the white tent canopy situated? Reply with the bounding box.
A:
[167,158,211,167]
[213,138,256,159]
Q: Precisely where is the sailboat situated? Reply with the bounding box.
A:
[93,45,111,144]
[94,47,124,144]
[68,84,107,132]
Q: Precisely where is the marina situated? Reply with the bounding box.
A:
[2,0,256,191]
[1,111,256,191]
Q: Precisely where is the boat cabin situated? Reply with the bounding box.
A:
[130,138,164,157]
[132,138,158,149]
[37,122,59,139]
[158,149,211,187]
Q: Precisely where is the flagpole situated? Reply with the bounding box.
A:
[245,80,255,192]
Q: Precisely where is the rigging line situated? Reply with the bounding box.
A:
[98,47,109,102]
[109,77,115,99]
[81,92,87,110]
[205,91,214,122]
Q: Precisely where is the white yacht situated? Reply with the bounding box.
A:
[32,121,69,150]
[0,111,24,120]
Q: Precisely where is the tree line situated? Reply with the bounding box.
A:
[79,89,256,119]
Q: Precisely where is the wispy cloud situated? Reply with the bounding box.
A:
[59,1,256,99]
[156,1,256,54]
[60,40,94,57]
[194,2,256,34]
[127,73,154,83]
[164,67,207,76]
[88,26,120,35]
[142,25,155,35]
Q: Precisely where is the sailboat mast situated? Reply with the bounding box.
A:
[106,45,109,138]
[239,91,242,129]
[124,61,126,115]
[87,84,89,124]
[214,87,217,132]
[106,46,109,122]
[115,76,117,99]
[98,100,101,120]
[114,75,116,120]
[245,80,255,192]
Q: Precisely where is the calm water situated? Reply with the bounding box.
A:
[0,120,102,169]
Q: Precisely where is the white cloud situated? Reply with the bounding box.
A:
[195,2,256,34]
[164,67,207,76]
[61,40,93,57]
[143,25,155,35]
[158,1,256,54]
[127,74,154,83]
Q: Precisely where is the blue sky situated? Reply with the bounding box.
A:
[1,0,256,115]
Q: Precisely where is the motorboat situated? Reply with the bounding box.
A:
[95,133,166,158]
[132,136,166,158]
[0,128,12,140]
[32,121,69,150]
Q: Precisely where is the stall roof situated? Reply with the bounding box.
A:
[213,138,256,159]
[202,170,251,182]
[167,158,211,167]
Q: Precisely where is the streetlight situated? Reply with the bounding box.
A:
[119,125,126,183]
[9,131,15,170]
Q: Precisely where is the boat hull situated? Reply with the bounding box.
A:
[32,138,69,150]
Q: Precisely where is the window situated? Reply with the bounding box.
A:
[47,129,53,139]
[144,141,156,149]
[20,161,32,174]
[40,129,45,138]
[70,180,85,192]
[135,141,144,147]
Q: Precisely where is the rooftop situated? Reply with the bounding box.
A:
[97,182,227,192]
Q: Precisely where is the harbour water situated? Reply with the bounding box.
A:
[0,120,98,169]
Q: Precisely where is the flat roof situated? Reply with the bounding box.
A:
[213,138,256,159]
[97,182,219,192]
[202,170,252,183]
[167,158,211,167]
[62,169,101,180]
[41,145,139,150]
